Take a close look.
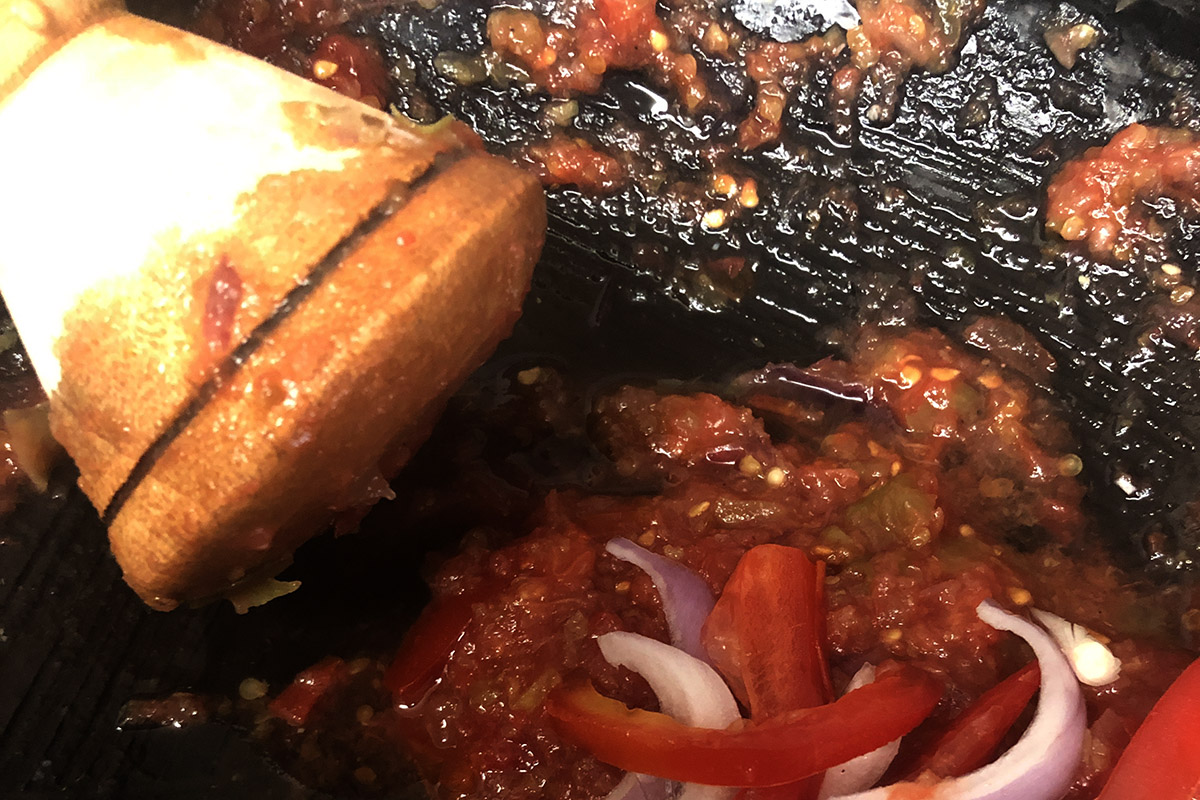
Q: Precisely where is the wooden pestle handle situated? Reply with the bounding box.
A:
[0,0,123,101]
[0,4,546,609]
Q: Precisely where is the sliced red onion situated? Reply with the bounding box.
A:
[825,600,1086,800]
[598,631,742,800]
[605,538,715,661]
[1031,608,1121,687]
[603,771,672,800]
[678,781,739,800]
[818,664,901,798]
[598,631,740,731]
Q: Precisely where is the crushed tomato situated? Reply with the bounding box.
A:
[1046,123,1200,259]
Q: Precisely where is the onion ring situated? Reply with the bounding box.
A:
[825,600,1086,800]
[598,631,742,800]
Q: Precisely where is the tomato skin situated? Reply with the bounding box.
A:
[1097,656,1200,800]
[269,656,350,727]
[900,662,1039,780]
[545,665,942,788]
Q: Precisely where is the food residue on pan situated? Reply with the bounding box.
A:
[1046,123,1200,261]
[191,0,392,108]
[189,0,989,201]
[182,0,1200,342]
[1046,123,1200,351]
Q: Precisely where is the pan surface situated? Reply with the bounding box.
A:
[3,0,1200,795]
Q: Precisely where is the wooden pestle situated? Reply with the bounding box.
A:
[0,0,546,609]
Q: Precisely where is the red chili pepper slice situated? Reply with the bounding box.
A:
[545,664,943,788]
[268,656,351,727]
[704,544,833,714]
[383,589,482,707]
[900,661,1040,780]
[1097,656,1200,800]
[703,544,833,800]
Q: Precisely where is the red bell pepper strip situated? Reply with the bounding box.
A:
[545,664,942,788]
[703,544,833,800]
[704,544,833,715]
[383,589,483,707]
[269,656,351,727]
[1097,656,1200,800]
[900,662,1040,780]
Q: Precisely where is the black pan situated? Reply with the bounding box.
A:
[2,0,1199,795]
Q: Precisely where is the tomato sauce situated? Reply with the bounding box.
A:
[253,326,1192,800]
[739,32,849,151]
[1046,124,1200,259]
[849,0,964,73]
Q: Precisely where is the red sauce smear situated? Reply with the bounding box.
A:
[740,32,848,151]
[849,0,958,72]
[1046,123,1200,258]
[522,132,626,193]
[202,256,244,355]
[310,33,391,110]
